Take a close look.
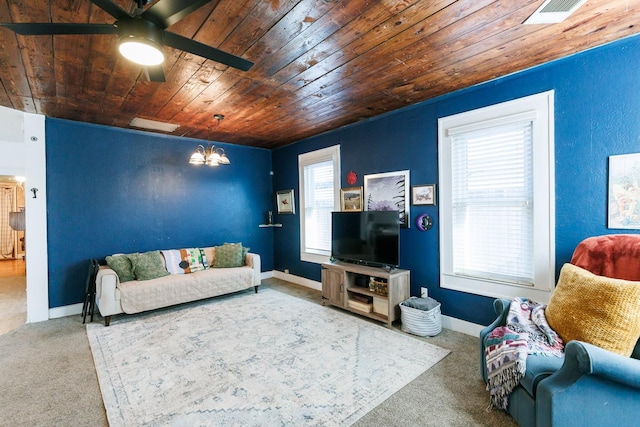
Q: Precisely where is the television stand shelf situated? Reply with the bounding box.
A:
[321,261,410,328]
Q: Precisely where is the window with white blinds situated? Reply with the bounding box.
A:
[298,145,340,263]
[438,91,555,302]
[451,120,534,285]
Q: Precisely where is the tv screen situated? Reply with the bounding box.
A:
[331,211,399,268]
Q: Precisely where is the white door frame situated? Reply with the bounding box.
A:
[0,107,48,323]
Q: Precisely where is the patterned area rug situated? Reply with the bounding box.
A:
[87,289,449,426]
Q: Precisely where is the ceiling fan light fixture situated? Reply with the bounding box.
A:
[119,39,164,66]
[117,18,165,66]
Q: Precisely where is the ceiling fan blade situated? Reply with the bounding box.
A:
[0,23,117,35]
[163,32,253,71]
[145,65,166,82]
[89,0,130,20]
[142,0,213,29]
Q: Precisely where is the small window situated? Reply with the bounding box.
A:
[438,91,555,302]
[298,145,340,263]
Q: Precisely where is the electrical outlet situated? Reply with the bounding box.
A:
[284,269,289,274]
[420,287,429,298]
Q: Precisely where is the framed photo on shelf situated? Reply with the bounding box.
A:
[411,184,436,206]
[363,170,410,227]
[340,187,363,212]
[608,153,640,229]
[276,189,295,214]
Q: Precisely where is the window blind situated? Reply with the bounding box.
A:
[451,120,534,285]
[303,159,334,253]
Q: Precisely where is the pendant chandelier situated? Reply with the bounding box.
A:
[189,114,230,166]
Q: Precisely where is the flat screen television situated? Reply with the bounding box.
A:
[331,211,399,268]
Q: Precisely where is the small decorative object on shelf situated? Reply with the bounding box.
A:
[369,277,388,296]
[259,212,282,228]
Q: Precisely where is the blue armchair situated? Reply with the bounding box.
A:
[480,235,640,426]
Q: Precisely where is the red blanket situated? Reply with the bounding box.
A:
[571,234,640,280]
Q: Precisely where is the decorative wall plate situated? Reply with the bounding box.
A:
[347,171,357,185]
[416,213,433,231]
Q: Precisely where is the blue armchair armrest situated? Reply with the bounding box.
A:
[537,340,640,425]
[479,298,511,382]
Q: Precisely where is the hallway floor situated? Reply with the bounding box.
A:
[0,259,26,335]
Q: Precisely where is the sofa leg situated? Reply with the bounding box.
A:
[254,285,259,293]
[104,316,111,327]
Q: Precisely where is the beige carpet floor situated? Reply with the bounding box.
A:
[0,278,516,426]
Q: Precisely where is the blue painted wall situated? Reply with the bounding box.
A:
[272,34,640,326]
[46,119,273,308]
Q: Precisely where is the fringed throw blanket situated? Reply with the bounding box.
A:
[485,297,564,410]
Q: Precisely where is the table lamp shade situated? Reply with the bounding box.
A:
[9,211,25,231]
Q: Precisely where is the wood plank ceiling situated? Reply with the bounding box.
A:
[0,0,637,148]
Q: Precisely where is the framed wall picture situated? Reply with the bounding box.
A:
[276,189,295,214]
[340,187,363,212]
[412,184,436,206]
[608,153,640,229]
[364,170,410,227]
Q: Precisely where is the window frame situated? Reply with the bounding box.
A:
[298,145,341,264]
[437,91,555,303]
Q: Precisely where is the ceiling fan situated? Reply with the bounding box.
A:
[0,0,253,82]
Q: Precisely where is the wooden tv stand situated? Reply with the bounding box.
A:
[321,261,410,328]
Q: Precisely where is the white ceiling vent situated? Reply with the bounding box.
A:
[130,117,180,133]
[523,0,588,24]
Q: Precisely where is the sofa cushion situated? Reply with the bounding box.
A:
[105,254,136,283]
[129,251,170,281]
[117,266,255,314]
[546,263,640,357]
[162,249,185,275]
[214,243,248,268]
[179,248,208,273]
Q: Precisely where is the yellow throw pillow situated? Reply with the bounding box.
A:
[546,263,640,356]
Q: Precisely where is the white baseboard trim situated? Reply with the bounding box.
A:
[261,271,274,280]
[441,315,484,337]
[49,302,83,319]
[271,270,322,291]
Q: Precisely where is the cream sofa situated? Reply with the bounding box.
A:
[95,251,261,326]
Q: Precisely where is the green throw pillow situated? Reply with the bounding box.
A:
[225,242,250,260]
[105,254,136,282]
[213,243,249,268]
[129,251,170,281]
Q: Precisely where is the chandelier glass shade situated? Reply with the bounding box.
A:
[189,145,230,166]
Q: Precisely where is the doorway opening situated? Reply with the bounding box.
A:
[0,176,26,334]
